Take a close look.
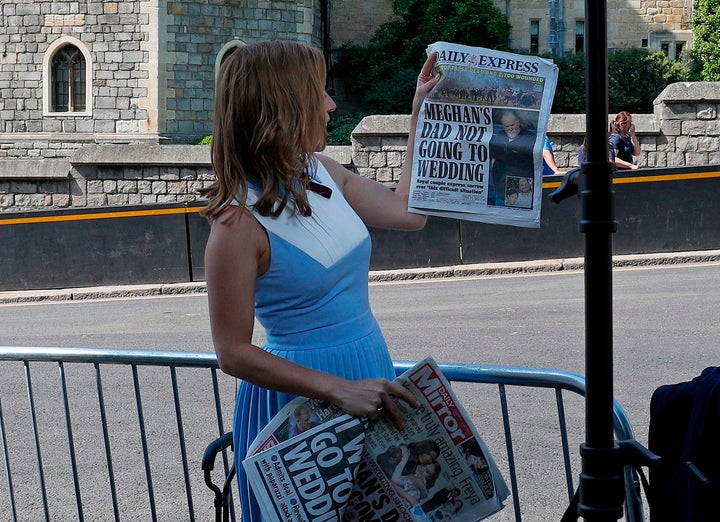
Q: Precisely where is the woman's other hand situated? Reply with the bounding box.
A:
[412,52,442,115]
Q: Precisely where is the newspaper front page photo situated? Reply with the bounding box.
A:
[409,42,559,228]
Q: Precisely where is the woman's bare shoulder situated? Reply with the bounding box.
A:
[207,206,268,263]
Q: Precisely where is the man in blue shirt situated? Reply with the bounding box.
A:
[542,136,560,176]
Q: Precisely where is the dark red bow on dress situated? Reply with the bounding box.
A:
[300,181,333,216]
[308,181,332,198]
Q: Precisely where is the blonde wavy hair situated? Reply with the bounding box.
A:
[201,40,327,220]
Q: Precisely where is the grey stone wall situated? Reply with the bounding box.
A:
[1,82,720,212]
[162,0,322,139]
[0,144,215,210]
[546,82,720,171]
[349,82,720,187]
[0,0,323,156]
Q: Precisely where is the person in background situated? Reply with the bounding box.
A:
[542,136,560,175]
[609,111,640,169]
[578,135,616,166]
[201,40,439,521]
[578,136,588,165]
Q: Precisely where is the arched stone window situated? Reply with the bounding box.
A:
[43,36,92,116]
[52,46,86,112]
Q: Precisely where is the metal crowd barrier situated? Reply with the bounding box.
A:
[0,347,643,521]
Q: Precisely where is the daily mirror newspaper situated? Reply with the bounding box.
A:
[409,41,559,228]
[243,357,509,521]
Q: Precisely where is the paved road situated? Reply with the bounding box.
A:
[2,260,719,520]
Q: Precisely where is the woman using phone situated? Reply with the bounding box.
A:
[609,111,640,169]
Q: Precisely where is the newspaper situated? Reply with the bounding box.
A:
[243,357,509,522]
[409,41,559,228]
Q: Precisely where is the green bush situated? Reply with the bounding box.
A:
[197,135,213,145]
[327,113,367,146]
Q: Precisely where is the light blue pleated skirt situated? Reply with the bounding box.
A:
[233,326,395,521]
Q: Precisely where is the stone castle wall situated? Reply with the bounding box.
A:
[160,0,321,139]
[500,0,691,55]
[329,0,397,46]
[1,82,719,212]
[0,0,322,150]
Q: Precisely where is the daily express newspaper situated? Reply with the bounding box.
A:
[409,42,559,228]
[243,357,509,522]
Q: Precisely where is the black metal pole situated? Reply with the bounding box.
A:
[578,0,623,519]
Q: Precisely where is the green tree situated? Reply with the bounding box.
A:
[326,113,367,146]
[333,0,509,116]
[550,49,690,114]
[691,0,720,80]
[607,48,689,113]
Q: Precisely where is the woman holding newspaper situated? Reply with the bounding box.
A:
[202,40,440,521]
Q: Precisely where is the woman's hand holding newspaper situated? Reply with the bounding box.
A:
[329,377,420,429]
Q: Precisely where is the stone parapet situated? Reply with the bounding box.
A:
[2,82,720,211]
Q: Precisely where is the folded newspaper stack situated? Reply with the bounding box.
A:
[409,41,558,229]
[243,357,509,521]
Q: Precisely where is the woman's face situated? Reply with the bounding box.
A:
[417,462,439,478]
[417,450,438,465]
[416,463,433,478]
[315,91,337,151]
[296,409,312,431]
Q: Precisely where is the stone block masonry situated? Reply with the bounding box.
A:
[0,0,323,149]
[1,82,720,212]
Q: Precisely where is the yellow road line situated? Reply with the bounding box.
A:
[542,170,720,189]
[3,170,720,225]
[0,206,203,226]
[614,171,720,184]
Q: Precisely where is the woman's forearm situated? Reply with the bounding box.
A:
[613,157,637,169]
[395,112,421,201]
